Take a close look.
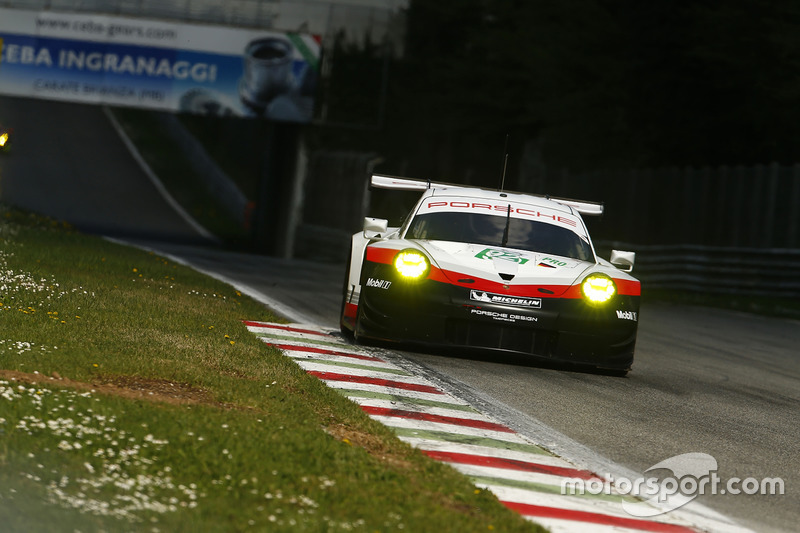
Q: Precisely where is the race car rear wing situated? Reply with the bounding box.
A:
[370,174,605,216]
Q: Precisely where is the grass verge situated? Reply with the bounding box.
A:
[0,206,542,532]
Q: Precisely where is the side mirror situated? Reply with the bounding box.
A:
[610,250,635,273]
[363,217,388,239]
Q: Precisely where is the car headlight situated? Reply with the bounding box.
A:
[0,133,7,147]
[581,274,616,304]
[394,249,430,279]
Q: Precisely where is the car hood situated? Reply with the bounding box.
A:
[416,241,593,295]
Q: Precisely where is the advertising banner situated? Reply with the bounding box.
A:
[0,8,320,122]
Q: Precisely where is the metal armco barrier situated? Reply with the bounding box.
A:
[597,242,800,298]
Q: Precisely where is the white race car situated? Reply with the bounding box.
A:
[340,175,641,374]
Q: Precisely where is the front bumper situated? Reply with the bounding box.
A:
[357,262,639,370]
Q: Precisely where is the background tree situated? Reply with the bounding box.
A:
[315,0,800,180]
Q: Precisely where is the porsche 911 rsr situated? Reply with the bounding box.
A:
[340,175,641,374]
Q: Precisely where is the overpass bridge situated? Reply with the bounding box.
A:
[0,0,403,254]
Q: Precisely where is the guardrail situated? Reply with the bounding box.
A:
[596,242,800,299]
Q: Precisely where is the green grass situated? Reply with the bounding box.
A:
[0,206,543,533]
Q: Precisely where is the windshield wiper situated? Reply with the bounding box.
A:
[501,204,511,247]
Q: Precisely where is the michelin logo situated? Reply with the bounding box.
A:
[470,290,541,309]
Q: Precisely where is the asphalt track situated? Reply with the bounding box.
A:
[1,96,798,532]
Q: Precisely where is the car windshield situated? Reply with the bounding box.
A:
[406,212,593,261]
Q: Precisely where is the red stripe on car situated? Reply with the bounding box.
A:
[363,246,641,297]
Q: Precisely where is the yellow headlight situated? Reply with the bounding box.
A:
[581,274,617,304]
[394,250,430,279]
[0,133,7,147]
